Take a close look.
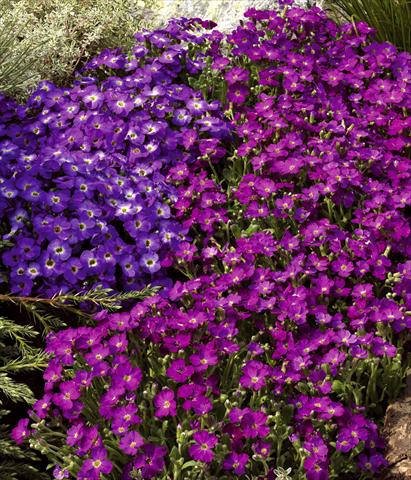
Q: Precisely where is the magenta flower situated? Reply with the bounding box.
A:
[191,395,213,415]
[224,67,249,85]
[32,393,53,419]
[227,83,249,104]
[240,360,270,390]
[112,363,142,391]
[240,410,270,439]
[66,422,84,447]
[166,358,194,383]
[304,456,329,480]
[254,440,271,457]
[332,257,354,278]
[154,389,177,418]
[189,343,218,372]
[189,431,218,463]
[53,380,81,411]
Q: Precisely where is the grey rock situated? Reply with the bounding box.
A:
[152,0,325,31]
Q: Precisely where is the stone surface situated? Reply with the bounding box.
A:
[152,0,325,31]
[383,370,411,479]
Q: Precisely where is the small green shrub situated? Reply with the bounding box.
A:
[327,0,411,52]
[0,0,158,98]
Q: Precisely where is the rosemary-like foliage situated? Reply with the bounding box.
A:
[0,312,49,477]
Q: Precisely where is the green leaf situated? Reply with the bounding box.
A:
[332,379,345,394]
[182,460,202,470]
[230,224,242,239]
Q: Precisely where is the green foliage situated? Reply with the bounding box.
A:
[0,0,159,98]
[327,0,411,52]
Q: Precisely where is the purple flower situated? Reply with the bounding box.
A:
[240,360,270,390]
[53,381,81,411]
[240,410,269,439]
[11,418,30,445]
[133,444,167,479]
[119,430,144,455]
[189,343,218,372]
[53,465,69,479]
[186,98,208,115]
[223,452,249,474]
[358,453,388,473]
[140,253,161,273]
[82,447,112,476]
[336,424,369,453]
[227,83,249,104]
[2,9,409,480]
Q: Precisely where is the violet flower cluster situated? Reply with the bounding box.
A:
[10,3,411,480]
[0,17,229,296]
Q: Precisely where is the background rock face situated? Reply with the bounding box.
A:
[153,0,324,31]
[383,370,411,479]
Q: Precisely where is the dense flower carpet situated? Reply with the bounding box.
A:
[0,3,410,480]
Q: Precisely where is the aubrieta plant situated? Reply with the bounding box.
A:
[10,2,411,480]
[0,17,229,296]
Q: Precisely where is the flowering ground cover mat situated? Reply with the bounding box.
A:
[1,3,410,480]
